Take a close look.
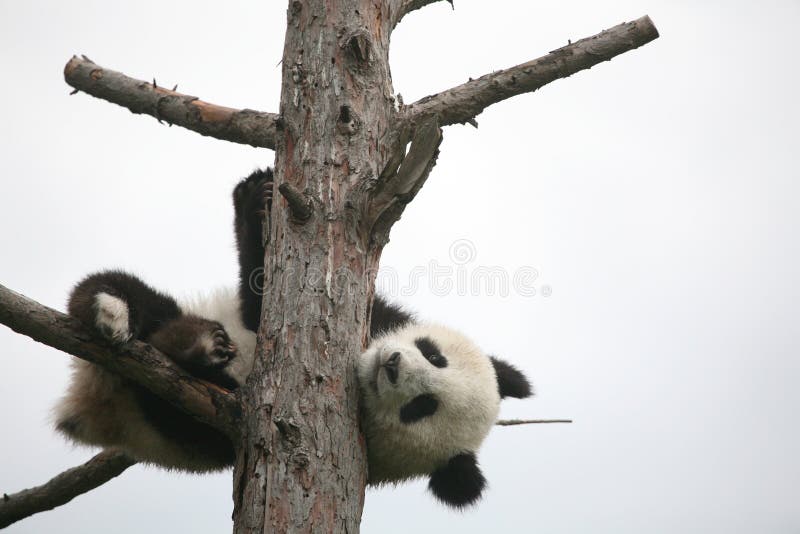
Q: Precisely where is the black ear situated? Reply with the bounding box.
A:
[428,452,486,508]
[490,357,533,399]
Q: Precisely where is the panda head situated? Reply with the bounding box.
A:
[357,323,532,508]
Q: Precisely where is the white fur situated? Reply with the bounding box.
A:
[358,323,500,483]
[94,292,131,343]
[179,287,257,385]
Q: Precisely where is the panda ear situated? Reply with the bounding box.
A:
[490,356,533,399]
[428,452,486,508]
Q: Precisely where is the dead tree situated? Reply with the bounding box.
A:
[0,2,658,532]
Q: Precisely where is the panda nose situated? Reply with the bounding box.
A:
[382,352,401,384]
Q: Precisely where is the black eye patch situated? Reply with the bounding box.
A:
[414,337,448,368]
[399,394,439,423]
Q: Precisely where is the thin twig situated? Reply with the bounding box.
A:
[496,419,573,426]
[0,450,136,529]
[368,117,443,244]
[63,56,278,149]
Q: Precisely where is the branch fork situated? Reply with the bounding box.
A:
[367,117,443,245]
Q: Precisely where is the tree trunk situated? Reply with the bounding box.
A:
[232,2,397,532]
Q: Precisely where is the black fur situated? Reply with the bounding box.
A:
[428,452,486,508]
[64,271,241,465]
[233,168,273,332]
[68,270,182,341]
[399,393,439,423]
[134,384,236,468]
[233,168,414,337]
[414,336,448,368]
[490,357,533,399]
[370,296,414,337]
[68,272,240,390]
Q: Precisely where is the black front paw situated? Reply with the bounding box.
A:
[233,168,274,226]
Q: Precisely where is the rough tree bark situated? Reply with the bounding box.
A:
[231,2,400,531]
[0,3,658,532]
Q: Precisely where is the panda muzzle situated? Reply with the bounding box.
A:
[382,352,400,384]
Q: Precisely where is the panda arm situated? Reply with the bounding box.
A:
[232,169,273,332]
[230,169,412,339]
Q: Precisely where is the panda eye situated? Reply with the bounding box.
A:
[426,353,448,368]
[414,337,448,369]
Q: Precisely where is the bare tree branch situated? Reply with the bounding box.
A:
[402,15,659,128]
[496,419,573,426]
[0,450,135,530]
[0,283,241,437]
[391,0,452,28]
[64,56,278,149]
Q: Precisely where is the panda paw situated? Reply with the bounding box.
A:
[200,327,238,369]
[233,168,274,225]
[148,316,241,389]
[93,292,132,344]
[192,325,240,389]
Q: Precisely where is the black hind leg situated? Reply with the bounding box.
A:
[68,270,182,343]
[233,168,273,331]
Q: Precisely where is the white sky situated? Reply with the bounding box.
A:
[1,1,799,532]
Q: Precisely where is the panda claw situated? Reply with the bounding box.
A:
[205,328,238,367]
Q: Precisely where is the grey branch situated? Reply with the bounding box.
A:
[368,117,443,244]
[0,450,135,529]
[391,0,451,28]
[64,56,278,149]
[403,15,659,127]
[0,283,241,437]
[496,419,573,426]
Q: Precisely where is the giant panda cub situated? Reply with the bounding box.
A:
[55,169,532,507]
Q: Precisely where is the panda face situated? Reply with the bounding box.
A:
[358,323,502,484]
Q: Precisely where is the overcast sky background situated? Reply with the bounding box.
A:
[1,1,799,532]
